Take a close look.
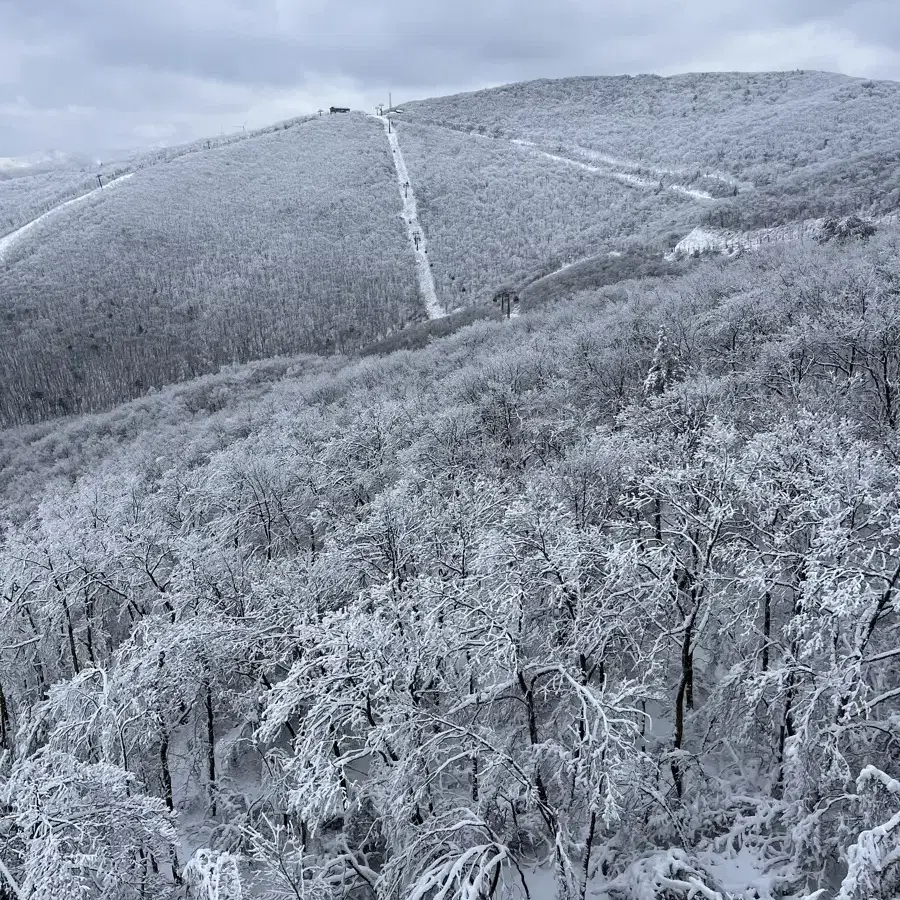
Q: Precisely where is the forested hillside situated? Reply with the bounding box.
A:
[3,72,899,430]
[398,122,693,305]
[0,117,317,235]
[1,228,899,899]
[0,166,111,236]
[400,71,900,229]
[0,114,420,425]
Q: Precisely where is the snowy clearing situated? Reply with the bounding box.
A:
[666,222,826,259]
[513,142,713,199]
[568,143,750,193]
[375,116,445,320]
[0,172,134,262]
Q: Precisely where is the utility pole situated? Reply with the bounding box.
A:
[404,181,409,198]
[97,175,103,189]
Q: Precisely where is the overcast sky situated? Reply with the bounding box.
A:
[2,0,899,157]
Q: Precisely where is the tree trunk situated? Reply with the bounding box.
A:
[62,595,80,675]
[0,681,9,749]
[159,727,173,811]
[205,681,217,817]
[672,617,694,798]
[579,811,597,900]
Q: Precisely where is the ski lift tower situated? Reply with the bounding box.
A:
[492,290,520,319]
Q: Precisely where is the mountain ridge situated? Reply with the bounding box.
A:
[2,69,900,900]
[1,70,898,426]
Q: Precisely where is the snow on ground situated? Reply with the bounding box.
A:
[375,115,445,320]
[513,142,713,199]
[518,845,782,900]
[0,172,134,262]
[670,183,715,200]
[667,226,736,258]
[569,144,750,193]
[523,147,656,189]
[530,248,622,286]
[668,210,900,260]
[699,846,783,900]
[668,219,826,258]
[514,137,717,197]
[418,124,714,201]
[519,864,556,900]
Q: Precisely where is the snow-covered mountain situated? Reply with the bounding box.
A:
[1,72,900,900]
[1,70,899,428]
[3,223,900,900]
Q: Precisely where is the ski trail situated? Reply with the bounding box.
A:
[413,123,714,200]
[567,144,749,193]
[670,184,714,200]
[522,249,626,296]
[511,142,713,199]
[522,147,649,187]
[374,116,444,319]
[0,172,134,262]
[415,121,729,199]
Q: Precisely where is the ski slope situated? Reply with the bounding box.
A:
[510,140,713,199]
[0,172,134,262]
[375,116,445,319]
[565,144,750,193]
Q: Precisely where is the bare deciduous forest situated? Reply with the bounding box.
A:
[0,115,418,425]
[1,72,899,900]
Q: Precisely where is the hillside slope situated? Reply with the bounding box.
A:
[0,117,318,235]
[1,230,900,898]
[3,71,899,431]
[399,71,900,229]
[0,114,421,425]
[397,120,695,305]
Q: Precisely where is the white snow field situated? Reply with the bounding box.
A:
[376,115,445,319]
[0,172,134,262]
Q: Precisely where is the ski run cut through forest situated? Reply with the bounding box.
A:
[0,172,134,262]
[375,115,444,319]
[1,70,900,900]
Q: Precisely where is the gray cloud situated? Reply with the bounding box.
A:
[0,0,897,155]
